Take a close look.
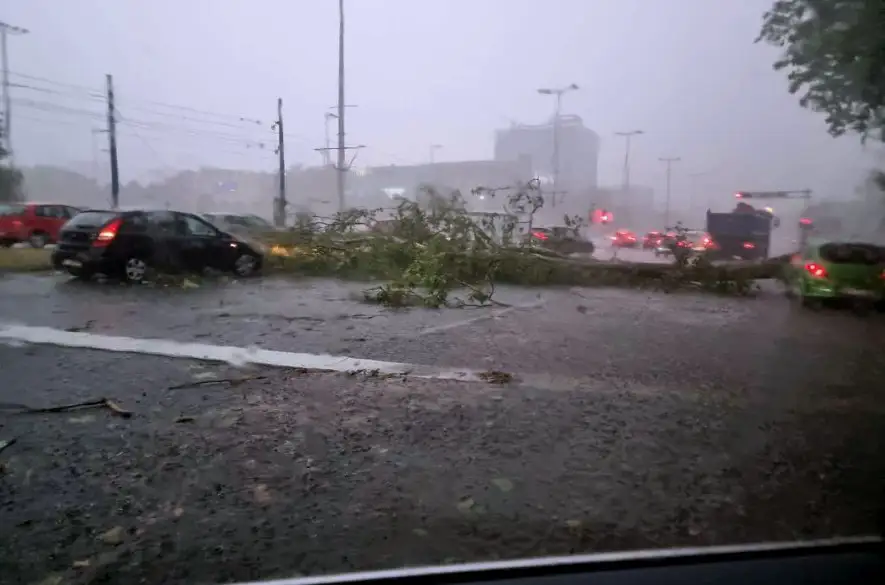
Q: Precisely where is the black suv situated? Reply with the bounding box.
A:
[51,209,265,281]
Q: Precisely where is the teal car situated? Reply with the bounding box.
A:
[785,239,885,307]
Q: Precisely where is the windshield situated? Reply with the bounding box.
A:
[3,3,885,585]
[64,211,118,228]
[819,242,885,265]
[0,204,26,217]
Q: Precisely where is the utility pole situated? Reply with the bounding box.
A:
[659,156,681,227]
[273,98,286,227]
[429,144,442,164]
[106,74,120,209]
[336,0,347,212]
[537,83,579,208]
[1,21,29,161]
[615,130,643,191]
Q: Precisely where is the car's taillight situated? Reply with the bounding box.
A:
[742,242,756,249]
[805,262,827,279]
[93,218,122,247]
[531,231,548,240]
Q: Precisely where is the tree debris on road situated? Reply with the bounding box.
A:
[2,397,133,418]
[260,182,789,307]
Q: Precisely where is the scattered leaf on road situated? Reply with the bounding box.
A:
[565,519,582,529]
[175,416,195,423]
[456,497,475,513]
[478,371,513,384]
[491,477,514,493]
[0,438,16,454]
[412,528,428,537]
[72,559,92,569]
[173,507,185,518]
[181,278,200,289]
[32,574,63,585]
[99,526,125,546]
[68,415,96,424]
[253,484,272,504]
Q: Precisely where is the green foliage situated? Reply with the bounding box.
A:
[257,181,772,308]
[757,0,885,140]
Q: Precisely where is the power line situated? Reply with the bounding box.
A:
[9,69,266,126]
[11,97,105,120]
[8,70,101,96]
[10,69,328,153]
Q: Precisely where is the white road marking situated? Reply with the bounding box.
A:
[416,299,546,336]
[0,323,484,382]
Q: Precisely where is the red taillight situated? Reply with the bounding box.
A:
[93,218,122,247]
[531,231,548,240]
[805,262,827,279]
[799,217,813,226]
[742,242,756,249]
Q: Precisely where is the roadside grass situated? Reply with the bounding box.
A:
[0,248,52,273]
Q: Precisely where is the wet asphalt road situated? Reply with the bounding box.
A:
[1,271,885,585]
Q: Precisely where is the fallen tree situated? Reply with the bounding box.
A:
[256,182,791,307]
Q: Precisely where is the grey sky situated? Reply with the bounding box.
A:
[4,0,880,202]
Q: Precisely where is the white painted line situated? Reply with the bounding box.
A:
[0,323,484,382]
[416,299,546,336]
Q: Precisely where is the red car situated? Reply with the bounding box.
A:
[610,229,638,248]
[642,231,667,249]
[0,202,82,248]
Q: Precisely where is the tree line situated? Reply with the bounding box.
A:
[758,0,885,190]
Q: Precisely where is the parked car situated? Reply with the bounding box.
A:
[51,209,264,282]
[784,239,885,308]
[526,226,595,255]
[200,212,276,235]
[0,202,82,248]
[610,229,638,248]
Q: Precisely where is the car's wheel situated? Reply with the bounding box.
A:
[122,257,150,283]
[29,232,49,248]
[232,253,261,277]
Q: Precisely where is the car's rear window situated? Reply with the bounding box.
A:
[0,204,26,217]
[66,211,118,228]
[819,242,885,265]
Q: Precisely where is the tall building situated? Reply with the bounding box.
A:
[493,115,600,204]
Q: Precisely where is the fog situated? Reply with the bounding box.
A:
[3,0,882,224]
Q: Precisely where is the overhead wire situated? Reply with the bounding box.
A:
[10,70,366,165]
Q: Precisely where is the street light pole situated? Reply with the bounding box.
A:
[336,0,347,212]
[0,21,29,161]
[537,83,579,207]
[615,130,643,191]
[659,156,681,227]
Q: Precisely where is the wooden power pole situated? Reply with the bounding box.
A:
[273,97,286,227]
[106,74,120,209]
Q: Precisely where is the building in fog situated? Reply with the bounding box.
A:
[493,115,600,207]
[357,157,533,214]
